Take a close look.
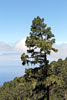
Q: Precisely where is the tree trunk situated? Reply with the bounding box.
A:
[47,86,49,100]
[44,53,50,100]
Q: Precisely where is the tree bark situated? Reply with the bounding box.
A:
[47,86,49,100]
[44,53,50,100]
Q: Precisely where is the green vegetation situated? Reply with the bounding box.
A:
[0,58,67,100]
[0,16,67,100]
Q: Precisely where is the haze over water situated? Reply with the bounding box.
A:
[0,65,25,85]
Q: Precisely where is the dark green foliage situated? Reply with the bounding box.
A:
[0,58,67,100]
[21,16,58,66]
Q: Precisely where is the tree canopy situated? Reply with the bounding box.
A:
[21,16,58,66]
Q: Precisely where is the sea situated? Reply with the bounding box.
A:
[0,65,25,86]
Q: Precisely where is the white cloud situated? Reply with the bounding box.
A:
[0,42,20,66]
[48,43,67,62]
[0,38,27,66]
[14,37,27,53]
[0,42,11,55]
[0,38,67,66]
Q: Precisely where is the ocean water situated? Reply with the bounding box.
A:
[0,65,25,86]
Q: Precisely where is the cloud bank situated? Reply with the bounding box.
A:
[0,38,67,66]
[48,43,67,61]
[14,37,27,52]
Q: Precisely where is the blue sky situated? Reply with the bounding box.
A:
[0,0,67,66]
[0,0,67,44]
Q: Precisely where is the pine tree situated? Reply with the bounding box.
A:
[21,16,58,100]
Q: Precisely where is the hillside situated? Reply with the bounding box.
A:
[0,58,67,100]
